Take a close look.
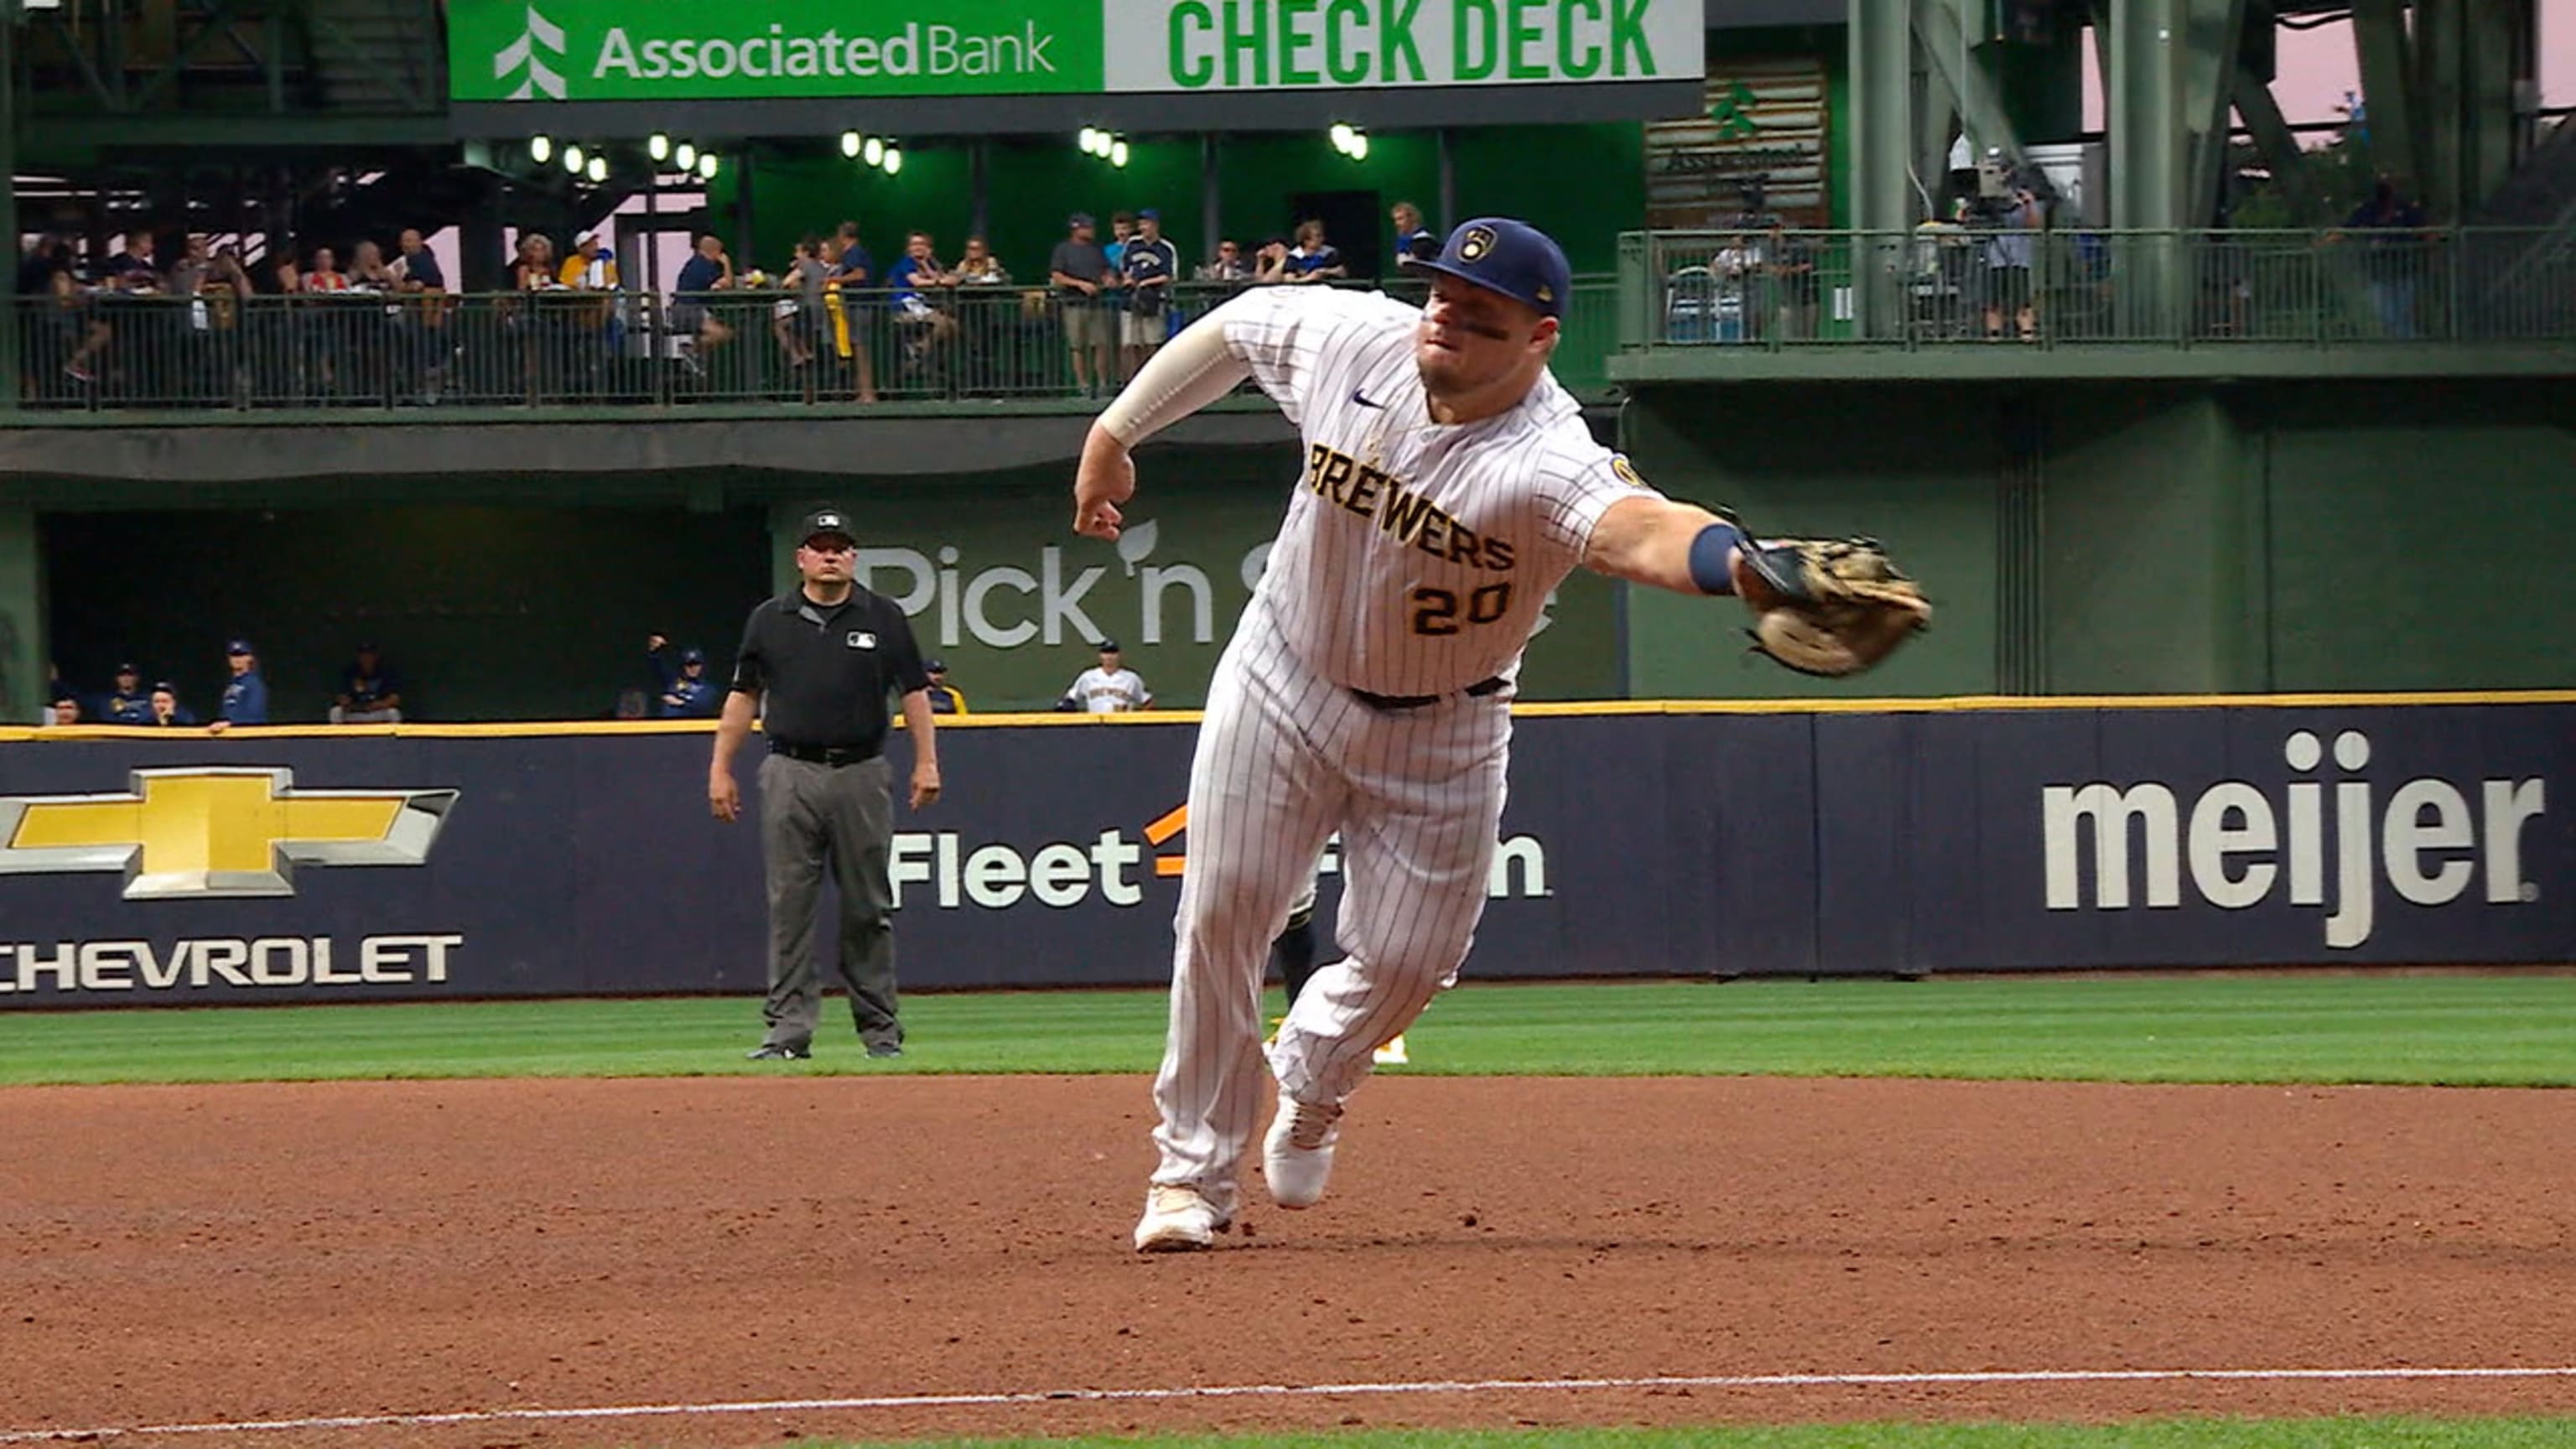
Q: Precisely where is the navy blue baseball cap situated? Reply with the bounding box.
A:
[226,638,254,656]
[1400,217,1571,319]
[925,658,948,673]
[680,647,705,665]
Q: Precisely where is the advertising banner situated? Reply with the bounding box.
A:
[0,698,2564,1009]
[446,0,1704,103]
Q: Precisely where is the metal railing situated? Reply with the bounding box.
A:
[8,275,1624,413]
[1620,227,2576,351]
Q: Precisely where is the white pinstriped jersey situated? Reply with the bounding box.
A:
[1218,286,1654,697]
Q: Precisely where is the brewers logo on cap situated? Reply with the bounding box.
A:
[1457,226,1498,262]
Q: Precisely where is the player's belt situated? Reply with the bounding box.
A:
[1349,676,1508,712]
[769,740,882,766]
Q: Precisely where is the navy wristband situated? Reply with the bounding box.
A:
[1687,521,1747,595]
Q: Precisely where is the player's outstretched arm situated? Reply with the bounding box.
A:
[1583,495,1776,606]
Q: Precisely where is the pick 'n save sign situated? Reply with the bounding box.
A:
[447,0,1704,102]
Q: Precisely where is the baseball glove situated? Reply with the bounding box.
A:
[1736,533,1933,678]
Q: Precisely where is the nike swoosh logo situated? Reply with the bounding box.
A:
[1350,388,1384,408]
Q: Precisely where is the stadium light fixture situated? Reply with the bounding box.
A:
[881,143,903,175]
[585,154,608,183]
[840,131,863,158]
[698,151,720,180]
[1078,127,1101,154]
[1348,131,1369,161]
[1110,138,1130,168]
[862,136,886,167]
[674,142,698,173]
[648,132,670,163]
[1329,122,1355,153]
[529,134,553,165]
[563,143,585,174]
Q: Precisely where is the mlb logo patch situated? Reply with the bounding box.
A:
[847,631,877,650]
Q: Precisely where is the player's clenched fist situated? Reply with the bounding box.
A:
[1073,423,1135,540]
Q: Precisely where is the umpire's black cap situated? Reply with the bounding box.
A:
[1400,217,1571,319]
[798,506,857,547]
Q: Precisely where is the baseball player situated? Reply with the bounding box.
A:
[1062,641,1152,713]
[1078,218,1798,1252]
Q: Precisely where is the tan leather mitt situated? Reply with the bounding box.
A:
[1738,535,1933,678]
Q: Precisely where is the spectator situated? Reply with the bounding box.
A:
[773,235,829,370]
[922,658,969,715]
[101,229,161,291]
[42,697,82,729]
[392,229,444,291]
[826,220,879,403]
[1195,237,1253,287]
[1252,235,1293,284]
[1982,187,2044,341]
[304,247,351,293]
[559,233,620,291]
[954,235,1010,287]
[1392,200,1438,262]
[147,683,198,727]
[1119,208,1180,379]
[650,637,721,719]
[886,230,959,373]
[1062,640,1151,713]
[100,663,153,724]
[2338,176,2430,339]
[1285,220,1347,283]
[348,240,398,291]
[671,232,736,369]
[16,233,74,296]
[209,639,267,733]
[164,234,216,298]
[1105,211,1135,275]
[330,642,403,724]
[1049,213,1116,397]
[509,235,557,292]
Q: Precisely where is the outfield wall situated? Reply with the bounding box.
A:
[0,695,2568,1008]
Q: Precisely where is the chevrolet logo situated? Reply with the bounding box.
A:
[0,767,457,900]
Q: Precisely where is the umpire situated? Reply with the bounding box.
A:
[709,506,942,1061]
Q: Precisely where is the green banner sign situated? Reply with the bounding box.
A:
[447,0,1701,102]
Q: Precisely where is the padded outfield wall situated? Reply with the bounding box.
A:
[0,693,2566,1009]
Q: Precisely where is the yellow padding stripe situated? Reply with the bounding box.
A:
[8,688,2569,744]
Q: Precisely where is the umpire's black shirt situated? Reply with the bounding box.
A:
[731,585,929,755]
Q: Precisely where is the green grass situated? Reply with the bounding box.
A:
[809,1420,2576,1448]
[3,974,2573,1087]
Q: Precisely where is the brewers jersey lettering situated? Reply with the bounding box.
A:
[1067,666,1151,713]
[1143,285,1656,1220]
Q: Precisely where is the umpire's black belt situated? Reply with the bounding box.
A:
[769,740,882,766]
[1350,676,1508,712]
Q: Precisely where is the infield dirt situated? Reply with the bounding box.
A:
[7,1076,2575,1447]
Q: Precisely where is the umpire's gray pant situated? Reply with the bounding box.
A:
[757,753,900,1051]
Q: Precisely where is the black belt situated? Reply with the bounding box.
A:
[1350,676,1508,712]
[769,740,881,766]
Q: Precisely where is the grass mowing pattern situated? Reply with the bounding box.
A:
[1,975,2573,1088]
[813,1420,2576,1448]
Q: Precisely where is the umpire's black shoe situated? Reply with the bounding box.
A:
[745,1042,812,1061]
[865,1042,903,1059]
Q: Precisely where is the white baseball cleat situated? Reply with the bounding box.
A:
[1263,1090,1343,1209]
[1133,1185,1230,1252]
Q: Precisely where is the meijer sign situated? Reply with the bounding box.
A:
[447,0,1703,101]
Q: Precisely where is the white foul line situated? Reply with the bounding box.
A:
[5,1366,2575,1443]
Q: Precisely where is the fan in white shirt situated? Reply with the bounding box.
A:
[1062,641,1152,713]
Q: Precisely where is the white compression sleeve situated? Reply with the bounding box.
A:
[1095,316,1254,446]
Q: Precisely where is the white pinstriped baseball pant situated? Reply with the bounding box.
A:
[1149,606,1509,1213]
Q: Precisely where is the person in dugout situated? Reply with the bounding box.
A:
[922,659,969,715]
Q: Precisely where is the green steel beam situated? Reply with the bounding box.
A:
[2351,0,2425,198]
[2,6,18,418]
[2183,0,2250,227]
[1851,0,1916,337]
[19,112,450,161]
[2235,70,2329,223]
[1913,0,2031,166]
[2463,0,2525,210]
[2421,0,2465,216]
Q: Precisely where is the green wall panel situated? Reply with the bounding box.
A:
[2261,389,2576,690]
[1618,387,2001,698]
[2042,389,2258,694]
[0,507,43,724]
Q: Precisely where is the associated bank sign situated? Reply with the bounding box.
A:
[449,1,1702,101]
